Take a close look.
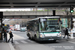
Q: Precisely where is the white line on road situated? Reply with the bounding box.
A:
[13,33,26,40]
[27,40,35,43]
[68,41,75,44]
[14,41,19,44]
[27,39,31,41]
[9,42,15,50]
[20,40,28,43]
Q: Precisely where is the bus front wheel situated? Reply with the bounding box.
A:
[53,40,56,42]
[34,35,37,41]
[27,33,31,39]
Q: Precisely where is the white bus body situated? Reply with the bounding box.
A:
[27,16,62,42]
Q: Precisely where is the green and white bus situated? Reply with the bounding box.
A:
[27,16,62,42]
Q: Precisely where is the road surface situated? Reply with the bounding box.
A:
[9,31,75,50]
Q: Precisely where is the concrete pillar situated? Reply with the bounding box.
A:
[53,10,56,16]
[0,12,3,40]
[47,8,49,15]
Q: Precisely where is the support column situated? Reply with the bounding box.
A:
[70,8,74,39]
[47,8,49,15]
[53,10,56,16]
[0,12,3,40]
[71,13,73,29]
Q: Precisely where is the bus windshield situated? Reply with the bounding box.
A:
[40,18,61,32]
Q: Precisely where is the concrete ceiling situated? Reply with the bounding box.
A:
[0,0,75,8]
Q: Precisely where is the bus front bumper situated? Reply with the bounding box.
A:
[39,36,62,41]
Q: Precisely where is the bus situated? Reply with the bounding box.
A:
[26,16,62,42]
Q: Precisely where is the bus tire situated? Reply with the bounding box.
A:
[53,40,56,42]
[27,33,31,39]
[34,35,37,41]
[27,33,29,37]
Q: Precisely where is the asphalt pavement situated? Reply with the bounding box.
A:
[11,31,75,50]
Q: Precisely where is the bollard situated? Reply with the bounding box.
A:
[70,29,74,39]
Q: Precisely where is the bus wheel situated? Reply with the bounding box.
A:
[53,40,56,42]
[27,33,29,37]
[34,35,37,41]
[27,33,31,39]
[29,36,31,39]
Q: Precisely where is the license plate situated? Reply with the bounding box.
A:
[48,39,54,40]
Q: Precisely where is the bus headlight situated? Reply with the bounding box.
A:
[40,34,45,38]
[57,33,61,37]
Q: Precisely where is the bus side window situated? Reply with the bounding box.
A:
[30,23,34,31]
[34,22,39,31]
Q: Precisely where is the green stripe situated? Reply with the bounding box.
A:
[40,32,60,34]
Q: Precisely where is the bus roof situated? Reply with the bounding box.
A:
[27,16,60,22]
[37,16,60,19]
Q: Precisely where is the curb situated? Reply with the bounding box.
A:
[8,42,15,50]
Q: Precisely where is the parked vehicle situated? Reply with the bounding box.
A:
[10,25,14,30]
[20,27,27,32]
[14,24,20,31]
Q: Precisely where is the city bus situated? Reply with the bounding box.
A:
[26,16,62,42]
